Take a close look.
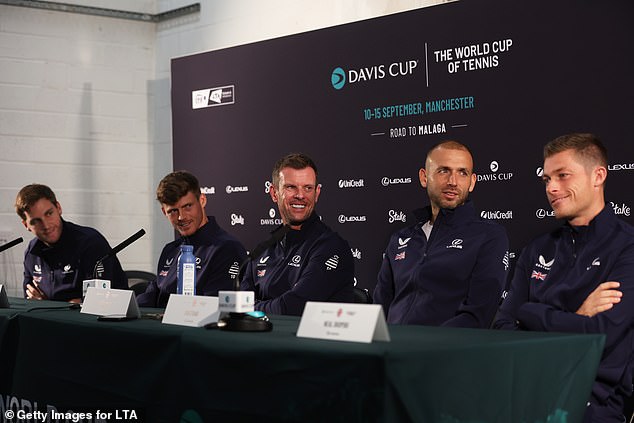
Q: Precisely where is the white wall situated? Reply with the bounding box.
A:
[0,0,444,296]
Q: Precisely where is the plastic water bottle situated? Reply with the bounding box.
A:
[177,244,196,296]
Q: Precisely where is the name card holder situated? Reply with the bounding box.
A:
[0,284,9,308]
[81,287,140,319]
[162,294,219,327]
[297,302,390,343]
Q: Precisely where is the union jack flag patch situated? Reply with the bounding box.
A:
[395,251,406,261]
[531,270,547,281]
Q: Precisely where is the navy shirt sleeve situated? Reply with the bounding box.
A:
[518,245,634,343]
[196,240,246,296]
[373,245,395,315]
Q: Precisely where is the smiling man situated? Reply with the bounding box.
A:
[374,140,509,327]
[494,133,634,422]
[240,153,354,316]
[137,171,246,308]
[16,184,127,302]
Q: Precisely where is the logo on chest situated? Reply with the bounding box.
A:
[288,255,302,268]
[586,257,601,271]
[446,239,464,249]
[398,237,411,249]
[531,255,554,281]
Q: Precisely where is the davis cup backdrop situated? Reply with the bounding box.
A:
[171,0,634,292]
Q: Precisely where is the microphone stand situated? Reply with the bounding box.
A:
[93,229,146,279]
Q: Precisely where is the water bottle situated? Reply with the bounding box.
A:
[177,244,196,296]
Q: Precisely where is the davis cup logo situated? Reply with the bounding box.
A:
[331,67,346,90]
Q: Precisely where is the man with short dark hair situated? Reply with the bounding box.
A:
[240,153,354,316]
[137,170,246,308]
[374,140,509,327]
[494,133,634,422]
[16,184,127,302]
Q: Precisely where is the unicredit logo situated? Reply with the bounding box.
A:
[264,181,273,194]
[338,214,367,224]
[331,60,418,90]
[381,177,412,186]
[226,185,249,194]
[338,179,365,188]
[535,208,555,219]
[480,210,513,220]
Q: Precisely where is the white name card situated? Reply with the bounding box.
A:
[81,287,140,319]
[0,284,9,308]
[162,294,219,327]
[297,302,390,343]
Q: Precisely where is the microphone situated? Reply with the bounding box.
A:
[217,224,290,332]
[0,237,23,254]
[93,229,146,279]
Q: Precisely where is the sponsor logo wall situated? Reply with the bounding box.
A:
[171,0,633,292]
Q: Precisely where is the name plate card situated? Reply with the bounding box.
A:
[81,287,140,319]
[297,302,390,343]
[162,294,219,327]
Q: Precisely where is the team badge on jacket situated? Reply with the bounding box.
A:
[325,255,339,270]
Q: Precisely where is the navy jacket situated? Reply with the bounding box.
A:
[374,201,509,327]
[240,212,355,316]
[494,206,634,419]
[138,216,246,308]
[23,220,127,301]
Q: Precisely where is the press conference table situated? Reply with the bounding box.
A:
[0,298,603,423]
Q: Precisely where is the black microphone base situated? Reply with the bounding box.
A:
[218,312,273,332]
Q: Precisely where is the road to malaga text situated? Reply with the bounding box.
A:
[4,408,138,422]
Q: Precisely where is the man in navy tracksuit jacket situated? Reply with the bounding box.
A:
[240,153,354,316]
[137,171,246,308]
[16,184,127,302]
[494,133,634,422]
[375,202,508,327]
[374,141,509,327]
